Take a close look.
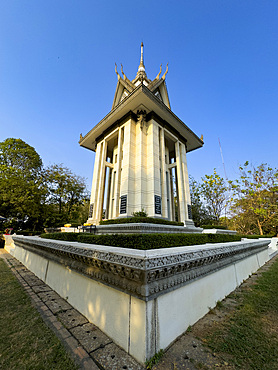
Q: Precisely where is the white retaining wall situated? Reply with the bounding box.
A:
[5,236,273,364]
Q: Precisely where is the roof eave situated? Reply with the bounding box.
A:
[79,84,203,152]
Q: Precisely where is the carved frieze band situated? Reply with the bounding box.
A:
[13,236,269,301]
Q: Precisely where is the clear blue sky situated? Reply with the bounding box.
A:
[1,0,277,189]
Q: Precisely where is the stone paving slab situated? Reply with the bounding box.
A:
[93,342,144,370]
[37,290,61,302]
[32,284,52,293]
[57,309,89,329]
[70,323,112,353]
[21,275,45,286]
[45,298,73,314]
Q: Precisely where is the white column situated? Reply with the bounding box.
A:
[165,146,173,221]
[181,143,191,219]
[113,127,123,218]
[135,118,144,211]
[108,168,115,219]
[88,142,102,222]
[175,141,186,223]
[160,128,167,218]
[105,167,112,219]
[94,140,107,224]
[146,120,161,217]
[169,167,175,221]
[120,120,135,216]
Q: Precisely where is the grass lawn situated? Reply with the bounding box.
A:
[0,259,77,370]
[205,257,278,369]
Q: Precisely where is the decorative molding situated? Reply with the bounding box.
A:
[96,222,202,234]
[12,236,269,301]
[137,109,147,130]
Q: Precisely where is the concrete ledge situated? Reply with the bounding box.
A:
[95,222,203,234]
[7,235,271,364]
[202,228,237,235]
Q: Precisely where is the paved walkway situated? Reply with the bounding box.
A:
[0,249,143,370]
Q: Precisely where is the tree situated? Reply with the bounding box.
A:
[0,138,42,175]
[0,138,90,230]
[0,138,47,230]
[44,164,89,225]
[189,176,215,227]
[200,170,229,223]
[229,162,278,235]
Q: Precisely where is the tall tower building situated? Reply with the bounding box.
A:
[80,44,203,226]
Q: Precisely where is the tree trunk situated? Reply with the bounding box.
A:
[257,219,263,235]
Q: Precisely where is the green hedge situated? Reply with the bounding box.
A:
[202,225,228,230]
[100,217,184,227]
[40,233,79,242]
[78,233,210,249]
[16,231,43,236]
[40,232,242,250]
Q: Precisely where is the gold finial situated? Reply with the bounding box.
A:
[115,63,120,80]
[155,64,162,80]
[200,134,204,141]
[137,42,146,78]
[80,133,83,141]
[162,63,169,80]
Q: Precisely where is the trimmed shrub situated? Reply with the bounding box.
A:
[206,234,242,243]
[77,233,242,250]
[44,227,61,233]
[39,232,271,250]
[16,231,43,236]
[100,217,184,227]
[40,233,79,242]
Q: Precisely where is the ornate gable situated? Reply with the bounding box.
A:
[112,43,170,109]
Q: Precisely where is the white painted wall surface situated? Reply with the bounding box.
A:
[156,263,238,350]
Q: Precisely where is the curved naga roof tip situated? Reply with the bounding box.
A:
[155,64,162,80]
[162,63,169,80]
[115,63,120,80]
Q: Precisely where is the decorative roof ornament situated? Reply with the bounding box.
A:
[155,64,162,80]
[115,63,120,80]
[136,42,147,79]
[112,44,171,109]
[162,63,169,80]
[121,63,127,81]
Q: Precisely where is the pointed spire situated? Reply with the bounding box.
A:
[137,42,147,79]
